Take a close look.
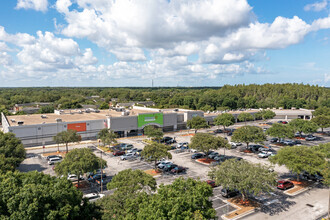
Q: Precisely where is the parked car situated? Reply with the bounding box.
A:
[127,148,138,153]
[120,153,136,160]
[47,155,63,160]
[158,161,173,169]
[270,137,278,143]
[67,174,84,182]
[230,142,242,147]
[221,188,239,198]
[213,129,223,134]
[162,164,178,172]
[170,166,186,174]
[88,173,106,182]
[266,122,273,125]
[113,150,125,156]
[248,145,263,152]
[208,152,219,159]
[277,180,294,190]
[161,136,176,144]
[190,149,198,153]
[83,193,105,201]
[302,171,323,182]
[292,140,302,145]
[282,121,288,124]
[258,151,274,158]
[281,140,294,146]
[305,135,317,141]
[206,180,218,188]
[121,144,134,150]
[176,142,189,149]
[48,157,62,165]
[191,153,205,159]
[277,121,283,124]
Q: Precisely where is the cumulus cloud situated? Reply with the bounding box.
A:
[304,0,328,12]
[0,26,98,79]
[16,0,48,12]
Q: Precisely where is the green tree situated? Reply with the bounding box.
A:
[143,125,164,141]
[0,171,100,219]
[55,148,106,187]
[231,126,266,149]
[38,105,54,114]
[214,113,235,132]
[311,115,330,133]
[289,119,318,135]
[270,146,326,181]
[266,123,294,140]
[53,130,81,153]
[312,106,330,116]
[141,142,172,169]
[187,116,209,133]
[311,143,330,159]
[261,110,276,120]
[99,169,156,220]
[208,159,277,201]
[99,102,109,109]
[190,133,230,155]
[137,178,216,219]
[98,128,118,148]
[0,132,26,173]
[237,112,254,125]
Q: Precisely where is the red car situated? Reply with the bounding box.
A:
[113,150,125,156]
[277,180,294,190]
[282,121,288,124]
[206,180,217,188]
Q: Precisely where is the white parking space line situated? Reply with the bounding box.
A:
[215,204,229,210]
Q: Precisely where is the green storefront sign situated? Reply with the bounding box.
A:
[138,113,163,128]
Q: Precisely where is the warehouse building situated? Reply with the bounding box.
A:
[1,106,313,147]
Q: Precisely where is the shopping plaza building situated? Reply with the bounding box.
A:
[1,106,313,147]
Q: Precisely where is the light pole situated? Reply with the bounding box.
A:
[100,140,103,194]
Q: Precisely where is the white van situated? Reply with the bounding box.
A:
[48,157,62,165]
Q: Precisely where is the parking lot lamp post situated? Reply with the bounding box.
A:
[100,150,103,193]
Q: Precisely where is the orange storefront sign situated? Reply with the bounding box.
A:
[67,123,86,132]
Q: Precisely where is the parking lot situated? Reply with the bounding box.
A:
[21,121,329,219]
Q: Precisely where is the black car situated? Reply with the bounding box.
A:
[162,164,178,172]
[248,145,263,152]
[208,152,219,159]
[302,171,323,182]
[270,138,278,143]
[213,129,223,134]
[221,188,239,198]
[191,153,205,159]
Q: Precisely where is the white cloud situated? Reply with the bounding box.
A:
[16,0,48,12]
[304,0,328,12]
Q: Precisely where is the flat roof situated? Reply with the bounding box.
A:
[204,109,259,117]
[5,107,191,126]
[6,108,157,126]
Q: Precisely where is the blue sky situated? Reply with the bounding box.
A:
[0,0,329,87]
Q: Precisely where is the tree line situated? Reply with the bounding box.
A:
[0,84,329,120]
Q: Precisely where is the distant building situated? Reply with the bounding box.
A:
[13,102,52,114]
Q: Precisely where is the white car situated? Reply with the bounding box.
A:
[190,149,198,153]
[176,142,189,149]
[120,153,136,160]
[83,193,105,201]
[158,161,173,169]
[67,174,83,182]
[48,157,62,165]
[258,151,273,158]
[230,142,242,147]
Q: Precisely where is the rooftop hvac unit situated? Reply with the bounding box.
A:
[41,115,47,118]
[78,110,82,114]
[55,118,62,122]
[17,121,24,125]
[10,119,16,122]
[95,109,100,113]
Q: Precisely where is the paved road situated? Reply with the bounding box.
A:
[244,186,329,220]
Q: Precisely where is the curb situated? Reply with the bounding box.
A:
[221,200,256,220]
